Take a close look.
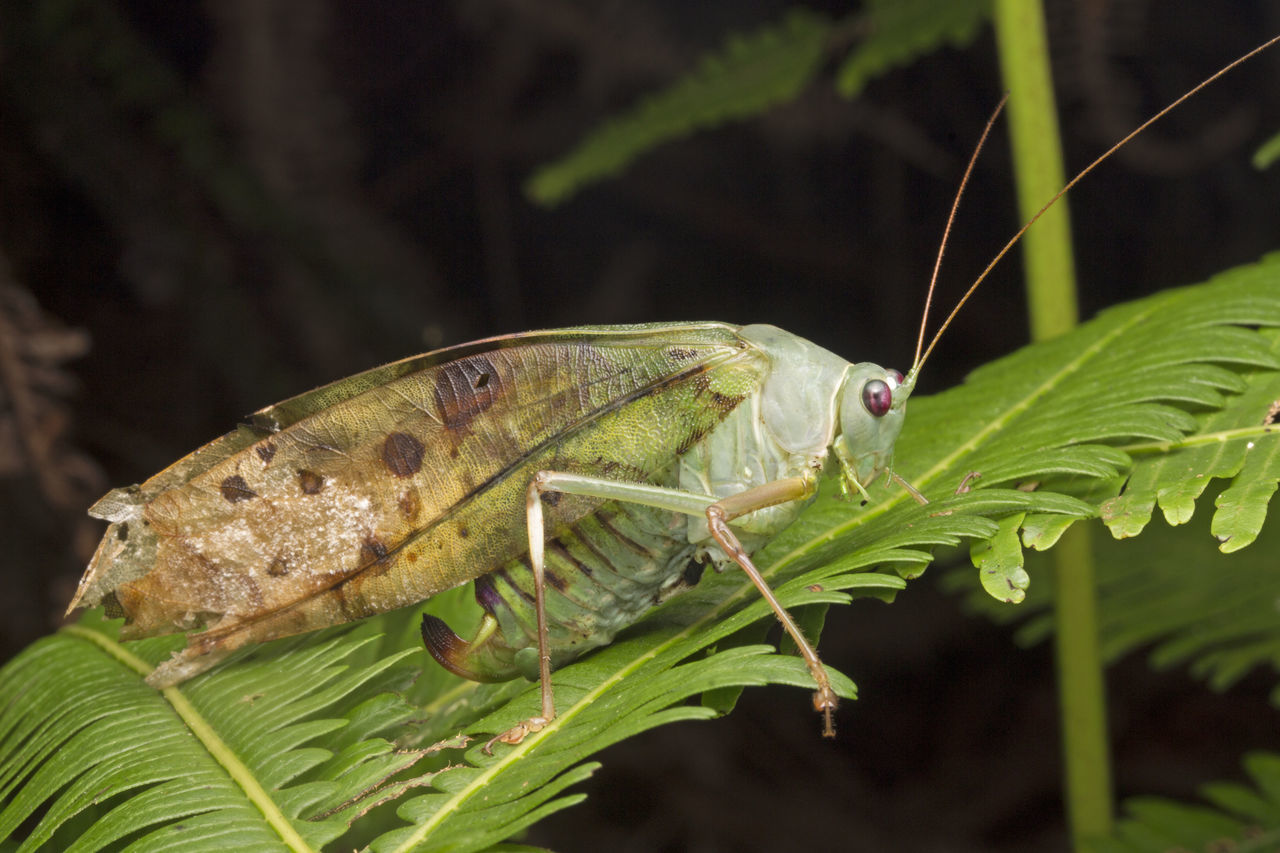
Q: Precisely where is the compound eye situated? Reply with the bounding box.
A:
[862,379,892,417]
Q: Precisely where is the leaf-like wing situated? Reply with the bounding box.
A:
[72,323,767,674]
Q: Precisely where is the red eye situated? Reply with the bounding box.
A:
[862,379,892,417]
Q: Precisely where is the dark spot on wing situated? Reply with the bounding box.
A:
[457,523,470,538]
[598,458,648,481]
[542,490,562,507]
[268,556,290,577]
[297,469,325,495]
[683,557,706,587]
[382,432,425,478]
[434,355,499,429]
[220,475,257,503]
[116,523,129,542]
[102,592,125,619]
[256,442,277,465]
[675,390,748,454]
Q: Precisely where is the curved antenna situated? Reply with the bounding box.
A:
[912,93,1009,373]
[914,32,1280,376]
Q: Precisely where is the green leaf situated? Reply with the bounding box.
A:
[955,320,1280,697]
[0,614,421,852]
[971,513,1029,603]
[526,9,833,206]
[964,485,1280,698]
[1253,130,1280,169]
[835,0,992,97]
[1083,752,1280,852]
[1099,325,1280,549]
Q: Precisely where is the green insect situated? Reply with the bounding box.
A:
[69,320,914,746]
[66,36,1279,751]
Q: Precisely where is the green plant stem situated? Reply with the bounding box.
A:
[991,0,1113,846]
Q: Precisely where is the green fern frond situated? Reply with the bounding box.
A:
[1254,131,1280,169]
[950,263,1280,695]
[1100,330,1280,550]
[0,614,421,852]
[526,0,998,207]
[525,9,834,206]
[835,0,992,97]
[895,256,1279,602]
[962,481,1280,698]
[1085,752,1280,853]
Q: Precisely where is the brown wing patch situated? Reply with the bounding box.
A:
[382,432,425,477]
[220,475,257,503]
[433,355,499,429]
[256,442,278,465]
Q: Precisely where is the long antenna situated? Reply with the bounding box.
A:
[914,32,1280,375]
[912,93,1009,372]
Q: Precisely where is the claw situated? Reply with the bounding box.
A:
[482,715,550,755]
[812,688,839,738]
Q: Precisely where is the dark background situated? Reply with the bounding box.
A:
[3,1,1280,850]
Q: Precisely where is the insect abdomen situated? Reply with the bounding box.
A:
[425,493,700,681]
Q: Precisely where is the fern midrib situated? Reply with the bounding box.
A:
[1122,424,1278,454]
[60,625,317,853]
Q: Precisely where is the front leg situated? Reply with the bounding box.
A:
[704,475,840,736]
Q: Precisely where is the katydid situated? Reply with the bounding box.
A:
[66,34,1280,750]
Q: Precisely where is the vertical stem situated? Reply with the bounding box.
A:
[1049,526,1112,843]
[991,0,1078,338]
[990,0,1113,846]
